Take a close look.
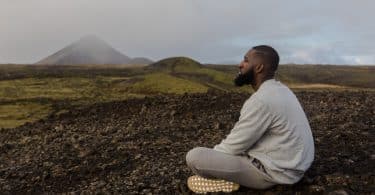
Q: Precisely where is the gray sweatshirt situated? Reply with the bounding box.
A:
[214,79,314,184]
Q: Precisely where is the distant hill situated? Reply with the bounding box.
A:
[147,57,202,71]
[144,57,240,92]
[36,35,152,65]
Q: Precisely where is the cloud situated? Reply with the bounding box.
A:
[0,0,374,65]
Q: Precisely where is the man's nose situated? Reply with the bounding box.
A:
[239,61,244,69]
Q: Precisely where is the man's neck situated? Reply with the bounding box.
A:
[251,75,274,91]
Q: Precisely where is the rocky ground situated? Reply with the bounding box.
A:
[0,90,374,194]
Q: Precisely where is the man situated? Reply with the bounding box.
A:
[185,45,315,193]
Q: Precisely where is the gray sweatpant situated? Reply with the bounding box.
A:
[186,147,276,189]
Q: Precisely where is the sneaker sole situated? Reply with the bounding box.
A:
[187,175,240,194]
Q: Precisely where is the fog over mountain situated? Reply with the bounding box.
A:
[2,0,375,65]
[36,35,152,65]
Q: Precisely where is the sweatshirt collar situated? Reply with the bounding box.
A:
[257,78,276,91]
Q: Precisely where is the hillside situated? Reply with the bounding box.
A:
[146,57,244,92]
[0,61,374,129]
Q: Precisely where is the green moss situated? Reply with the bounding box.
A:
[0,78,88,100]
[0,76,146,128]
[196,68,234,85]
[174,66,234,85]
[0,77,142,102]
[0,103,52,129]
[125,73,208,94]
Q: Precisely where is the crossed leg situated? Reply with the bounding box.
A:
[186,147,276,190]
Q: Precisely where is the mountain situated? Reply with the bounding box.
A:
[36,35,152,65]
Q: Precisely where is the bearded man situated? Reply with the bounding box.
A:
[185,45,315,193]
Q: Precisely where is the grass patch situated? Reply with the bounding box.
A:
[0,76,145,128]
[174,65,234,85]
[125,73,208,94]
[0,76,141,102]
[0,103,52,129]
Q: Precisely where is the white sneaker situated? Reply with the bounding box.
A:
[187,175,240,194]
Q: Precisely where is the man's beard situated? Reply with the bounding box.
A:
[234,68,254,87]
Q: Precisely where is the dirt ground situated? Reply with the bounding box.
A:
[0,90,374,194]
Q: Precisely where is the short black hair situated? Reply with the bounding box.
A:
[252,45,279,72]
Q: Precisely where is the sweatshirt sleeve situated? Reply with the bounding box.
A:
[213,97,273,155]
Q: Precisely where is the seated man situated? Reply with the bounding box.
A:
[186,45,315,193]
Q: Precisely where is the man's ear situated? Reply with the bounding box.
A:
[255,63,264,73]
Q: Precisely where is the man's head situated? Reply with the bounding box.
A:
[234,45,279,87]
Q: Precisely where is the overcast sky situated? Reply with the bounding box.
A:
[1,0,374,65]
